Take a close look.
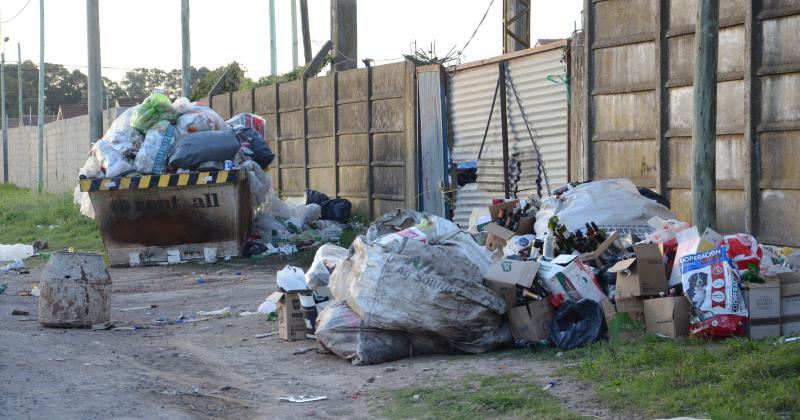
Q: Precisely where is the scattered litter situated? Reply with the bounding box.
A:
[190,385,202,397]
[11,309,30,316]
[119,305,158,312]
[48,358,65,362]
[239,311,261,317]
[196,307,234,317]
[30,284,40,297]
[111,326,141,331]
[384,367,397,373]
[412,395,421,401]
[366,376,376,384]
[219,385,232,391]
[197,277,206,284]
[292,347,315,355]
[91,321,115,330]
[1,259,26,273]
[0,284,6,294]
[277,396,327,403]
[542,380,560,390]
[254,332,277,338]
[777,335,800,344]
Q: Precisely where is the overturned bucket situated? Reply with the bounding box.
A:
[38,252,112,328]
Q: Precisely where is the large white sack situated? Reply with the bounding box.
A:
[534,178,675,236]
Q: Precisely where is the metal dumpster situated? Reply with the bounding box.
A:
[79,169,252,267]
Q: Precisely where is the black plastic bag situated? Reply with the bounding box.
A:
[549,299,607,350]
[321,199,351,223]
[243,240,268,257]
[169,129,241,170]
[234,127,275,168]
[306,188,330,206]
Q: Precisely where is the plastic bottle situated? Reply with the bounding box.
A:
[543,232,555,259]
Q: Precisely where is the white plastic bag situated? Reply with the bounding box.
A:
[534,179,675,236]
[174,103,227,137]
[92,139,132,178]
[277,265,308,292]
[0,244,35,262]
[106,106,138,135]
[78,156,103,179]
[134,120,174,174]
[503,234,537,257]
[305,244,349,289]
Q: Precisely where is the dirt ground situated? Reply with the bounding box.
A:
[0,260,624,420]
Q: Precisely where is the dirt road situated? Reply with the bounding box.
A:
[1,260,618,419]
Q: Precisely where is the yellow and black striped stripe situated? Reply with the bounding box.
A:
[79,170,239,192]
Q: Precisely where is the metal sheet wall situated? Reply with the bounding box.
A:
[573,0,800,246]
[449,43,570,225]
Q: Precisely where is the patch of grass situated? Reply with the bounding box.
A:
[559,334,800,420]
[0,184,102,252]
[373,374,583,420]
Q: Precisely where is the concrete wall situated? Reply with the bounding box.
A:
[571,0,800,246]
[210,61,418,220]
[1,110,118,194]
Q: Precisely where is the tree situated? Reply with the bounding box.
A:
[102,77,126,103]
[190,62,254,101]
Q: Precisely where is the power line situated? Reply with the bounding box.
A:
[457,0,495,61]
[1,0,34,23]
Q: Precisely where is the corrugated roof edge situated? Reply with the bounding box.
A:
[449,39,568,73]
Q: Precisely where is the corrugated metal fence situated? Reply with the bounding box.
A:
[571,0,800,246]
[448,42,570,225]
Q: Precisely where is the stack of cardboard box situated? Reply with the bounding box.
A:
[484,259,554,342]
[779,271,800,336]
[484,200,534,252]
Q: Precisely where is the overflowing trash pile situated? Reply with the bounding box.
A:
[259,177,800,365]
[74,91,353,257]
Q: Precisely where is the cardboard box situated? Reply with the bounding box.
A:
[610,244,667,298]
[782,318,800,336]
[744,280,781,320]
[601,298,616,322]
[272,292,307,341]
[485,259,539,289]
[487,199,533,235]
[643,296,690,337]
[507,299,555,342]
[485,280,517,310]
[484,223,516,252]
[489,200,519,223]
[779,272,800,336]
[615,296,646,321]
[538,256,608,304]
[779,271,800,318]
[748,320,782,340]
[579,231,620,264]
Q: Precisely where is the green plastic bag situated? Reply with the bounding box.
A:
[130,92,178,132]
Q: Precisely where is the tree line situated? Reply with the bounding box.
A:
[0,61,307,119]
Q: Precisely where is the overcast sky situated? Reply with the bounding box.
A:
[0,0,582,81]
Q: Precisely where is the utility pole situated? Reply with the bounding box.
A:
[331,0,357,71]
[181,0,191,98]
[503,0,530,53]
[37,0,44,192]
[291,0,298,68]
[17,43,22,125]
[269,0,277,76]
[299,0,312,64]
[86,0,102,145]
[1,50,7,184]
[691,0,719,231]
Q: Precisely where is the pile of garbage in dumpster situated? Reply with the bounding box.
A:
[260,178,800,365]
[73,92,353,256]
